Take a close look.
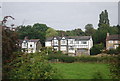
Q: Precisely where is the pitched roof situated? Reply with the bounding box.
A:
[106,35,120,41]
[18,39,40,43]
[29,39,40,42]
[46,36,91,41]
[67,36,91,40]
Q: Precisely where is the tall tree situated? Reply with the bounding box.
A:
[98,10,110,28]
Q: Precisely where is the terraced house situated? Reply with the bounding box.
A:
[106,33,120,50]
[45,36,93,56]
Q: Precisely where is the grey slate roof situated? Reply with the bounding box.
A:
[18,39,40,43]
[46,36,91,41]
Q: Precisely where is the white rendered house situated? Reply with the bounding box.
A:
[19,38,42,53]
[45,36,93,56]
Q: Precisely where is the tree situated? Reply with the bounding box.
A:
[85,24,96,35]
[65,28,85,36]
[57,30,66,37]
[46,28,58,37]
[90,43,104,55]
[98,10,110,28]
[17,23,49,46]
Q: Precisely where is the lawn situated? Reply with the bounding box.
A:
[51,62,111,79]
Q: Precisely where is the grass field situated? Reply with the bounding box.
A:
[52,62,111,79]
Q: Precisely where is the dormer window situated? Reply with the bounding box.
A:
[54,37,57,39]
[62,37,65,39]
[23,42,26,47]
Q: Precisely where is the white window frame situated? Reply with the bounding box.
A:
[109,41,113,43]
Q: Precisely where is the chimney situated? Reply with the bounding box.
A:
[107,33,109,37]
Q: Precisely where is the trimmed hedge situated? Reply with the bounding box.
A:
[47,54,112,63]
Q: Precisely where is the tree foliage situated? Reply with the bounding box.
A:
[65,28,85,36]
[98,10,110,28]
[46,28,58,37]
[17,23,48,46]
[90,43,104,55]
[5,52,58,79]
[2,27,19,61]
[85,24,96,36]
[109,55,120,79]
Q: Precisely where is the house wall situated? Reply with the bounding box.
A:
[106,40,120,50]
[36,41,42,52]
[45,36,93,56]
[21,40,42,53]
[27,42,36,53]
[45,41,52,47]
[22,41,28,48]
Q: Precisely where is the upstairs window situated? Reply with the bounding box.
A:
[115,40,118,43]
[54,41,58,44]
[76,41,79,44]
[23,42,26,47]
[109,41,113,43]
[81,41,87,44]
[30,45,32,47]
[70,41,73,44]
[62,40,66,44]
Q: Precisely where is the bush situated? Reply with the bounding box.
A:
[107,49,117,54]
[109,54,120,79]
[4,52,59,79]
[47,54,111,63]
[90,43,104,55]
[47,54,76,63]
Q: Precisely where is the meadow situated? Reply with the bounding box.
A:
[52,62,111,79]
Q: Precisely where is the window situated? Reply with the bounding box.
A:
[70,41,73,44]
[81,41,87,44]
[24,42,26,47]
[76,41,79,44]
[109,41,113,43]
[62,40,65,44]
[30,45,32,47]
[69,46,74,50]
[55,41,58,44]
[115,41,118,43]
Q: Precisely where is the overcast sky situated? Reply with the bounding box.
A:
[1,2,118,31]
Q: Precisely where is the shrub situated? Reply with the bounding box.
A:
[5,52,58,79]
[47,54,111,63]
[109,54,120,79]
[90,43,104,55]
[107,49,117,54]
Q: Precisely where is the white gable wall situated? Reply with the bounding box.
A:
[45,41,52,47]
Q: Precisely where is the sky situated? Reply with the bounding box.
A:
[1,2,118,31]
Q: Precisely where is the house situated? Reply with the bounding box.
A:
[45,36,93,56]
[106,33,120,50]
[19,37,42,53]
